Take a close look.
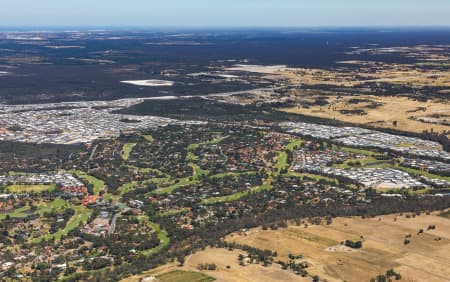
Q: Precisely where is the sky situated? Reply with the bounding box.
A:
[1,0,450,27]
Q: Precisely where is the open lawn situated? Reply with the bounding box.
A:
[225,212,450,282]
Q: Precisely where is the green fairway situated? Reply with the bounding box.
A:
[118,181,139,195]
[121,143,137,160]
[154,178,199,195]
[154,163,207,195]
[395,165,450,182]
[286,172,338,183]
[332,145,382,157]
[209,171,257,179]
[32,204,92,243]
[36,198,67,216]
[128,166,169,178]
[187,143,200,151]
[333,158,391,169]
[157,208,190,217]
[273,151,288,174]
[186,151,199,161]
[145,177,173,185]
[140,219,170,256]
[286,138,303,151]
[203,149,288,205]
[72,170,105,195]
[190,163,209,177]
[54,206,92,240]
[6,184,56,193]
[207,135,229,145]
[203,179,274,205]
[144,134,154,142]
[0,206,30,220]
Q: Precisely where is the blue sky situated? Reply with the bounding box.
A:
[1,0,450,27]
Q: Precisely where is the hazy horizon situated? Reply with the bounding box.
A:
[1,0,450,27]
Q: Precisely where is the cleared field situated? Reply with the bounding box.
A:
[225,212,450,282]
[6,184,56,193]
[281,95,450,136]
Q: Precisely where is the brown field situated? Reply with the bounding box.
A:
[225,212,450,282]
[281,95,450,136]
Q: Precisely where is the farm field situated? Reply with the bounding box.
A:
[224,212,450,282]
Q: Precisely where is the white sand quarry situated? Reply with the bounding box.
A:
[121,79,174,87]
